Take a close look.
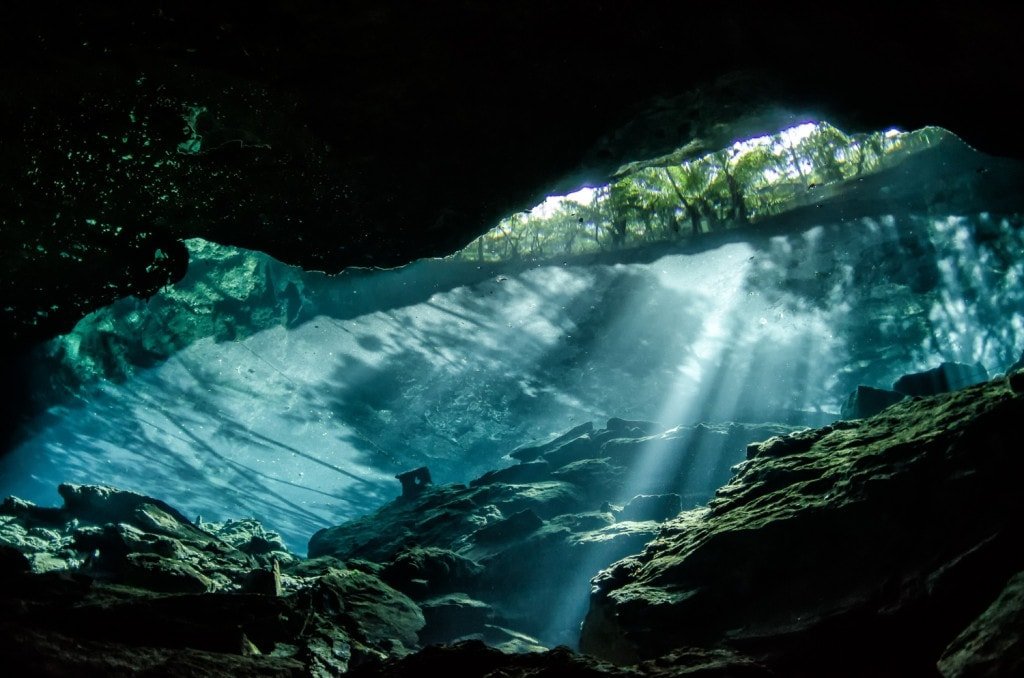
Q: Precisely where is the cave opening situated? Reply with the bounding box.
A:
[2,116,1023,664]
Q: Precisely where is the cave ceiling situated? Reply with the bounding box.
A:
[2,2,1023,349]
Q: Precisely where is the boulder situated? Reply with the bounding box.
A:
[203,517,294,565]
[57,484,198,535]
[381,547,483,598]
[840,384,906,419]
[310,568,424,656]
[418,594,494,645]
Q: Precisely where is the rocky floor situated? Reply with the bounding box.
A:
[2,374,1023,675]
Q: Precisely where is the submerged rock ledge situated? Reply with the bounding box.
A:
[1,375,1022,675]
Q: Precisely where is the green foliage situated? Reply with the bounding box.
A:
[455,123,949,263]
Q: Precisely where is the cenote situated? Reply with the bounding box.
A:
[2,6,1023,676]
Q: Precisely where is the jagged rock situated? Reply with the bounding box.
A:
[490,482,584,519]
[309,481,580,564]
[606,418,664,436]
[0,558,421,675]
[204,518,295,565]
[0,486,271,590]
[581,378,1024,674]
[938,570,1024,677]
[509,422,594,463]
[57,483,197,534]
[121,552,214,593]
[471,461,552,487]
[542,435,603,467]
[550,512,617,533]
[892,361,988,396]
[616,494,682,523]
[0,483,443,674]
[309,568,424,657]
[310,418,802,648]
[840,384,906,419]
[0,512,79,572]
[302,628,354,677]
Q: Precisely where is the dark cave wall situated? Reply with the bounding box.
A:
[2,2,1024,351]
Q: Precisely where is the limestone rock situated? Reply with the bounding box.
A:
[57,483,197,534]
[938,570,1024,677]
[605,418,664,436]
[0,483,302,597]
[309,567,424,656]
[380,547,483,599]
[892,361,988,396]
[509,422,594,463]
[582,378,1024,674]
[203,518,295,566]
[472,509,544,544]
[121,552,214,593]
[418,594,494,645]
[840,384,906,419]
[470,461,552,487]
[551,458,625,501]
[309,417,801,648]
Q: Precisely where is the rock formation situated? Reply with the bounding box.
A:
[0,483,424,675]
[2,375,1023,674]
[581,374,1024,675]
[310,420,795,648]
